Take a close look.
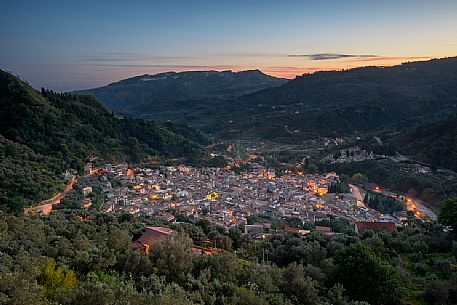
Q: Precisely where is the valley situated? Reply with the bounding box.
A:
[3,2,457,305]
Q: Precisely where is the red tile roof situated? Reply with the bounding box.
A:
[355,222,397,233]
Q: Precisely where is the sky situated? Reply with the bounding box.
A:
[1,0,457,91]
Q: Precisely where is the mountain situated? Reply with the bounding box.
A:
[217,57,457,141]
[79,69,287,114]
[387,113,457,172]
[0,70,211,213]
[85,57,457,142]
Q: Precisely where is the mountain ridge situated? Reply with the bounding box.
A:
[78,69,287,112]
[80,57,457,142]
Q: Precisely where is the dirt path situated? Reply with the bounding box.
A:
[24,176,78,215]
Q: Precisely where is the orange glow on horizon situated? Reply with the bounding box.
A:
[89,54,454,87]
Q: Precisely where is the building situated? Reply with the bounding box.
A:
[83,163,93,174]
[315,225,332,233]
[244,224,264,237]
[82,186,93,196]
[155,214,176,222]
[284,226,310,236]
[355,221,397,234]
[81,198,92,208]
[191,245,220,255]
[132,226,174,254]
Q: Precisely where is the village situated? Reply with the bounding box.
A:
[72,158,427,238]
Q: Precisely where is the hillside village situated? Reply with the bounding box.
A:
[72,160,430,236]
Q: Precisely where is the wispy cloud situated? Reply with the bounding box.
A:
[344,56,431,63]
[262,66,343,79]
[288,53,378,60]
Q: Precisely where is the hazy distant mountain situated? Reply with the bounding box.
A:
[79,69,287,113]
[80,57,457,142]
[0,70,210,212]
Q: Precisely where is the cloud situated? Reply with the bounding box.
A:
[288,53,378,60]
[344,56,431,63]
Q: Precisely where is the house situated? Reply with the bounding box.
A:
[191,245,220,255]
[355,222,397,234]
[82,186,93,196]
[284,226,310,236]
[315,225,332,234]
[244,224,264,237]
[132,226,174,254]
[83,163,93,174]
[81,198,92,208]
[155,214,176,222]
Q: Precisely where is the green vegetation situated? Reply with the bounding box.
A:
[334,244,404,305]
[363,191,406,214]
[88,57,457,144]
[438,197,457,236]
[0,70,214,212]
[328,181,350,194]
[329,159,457,209]
[387,114,457,172]
[1,199,457,305]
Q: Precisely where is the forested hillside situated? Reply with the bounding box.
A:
[219,57,457,141]
[0,70,211,212]
[92,57,457,142]
[0,205,456,305]
[79,69,286,114]
[388,114,457,172]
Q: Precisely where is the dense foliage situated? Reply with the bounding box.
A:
[387,114,457,172]
[0,70,212,211]
[439,197,457,235]
[363,192,406,214]
[1,200,457,305]
[329,159,457,209]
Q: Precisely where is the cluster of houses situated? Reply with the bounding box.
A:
[91,162,405,232]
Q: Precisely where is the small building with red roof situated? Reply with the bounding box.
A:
[355,221,397,234]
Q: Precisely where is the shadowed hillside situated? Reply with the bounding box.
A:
[0,70,211,212]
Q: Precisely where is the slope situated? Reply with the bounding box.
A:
[79,69,287,113]
[388,114,457,172]
[0,70,210,212]
[86,57,457,142]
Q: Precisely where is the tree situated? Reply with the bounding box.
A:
[231,287,269,305]
[334,244,404,305]
[280,262,319,305]
[350,173,368,185]
[363,193,369,205]
[38,258,76,301]
[150,233,194,283]
[438,197,457,236]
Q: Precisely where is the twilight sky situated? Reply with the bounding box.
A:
[1,0,457,91]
